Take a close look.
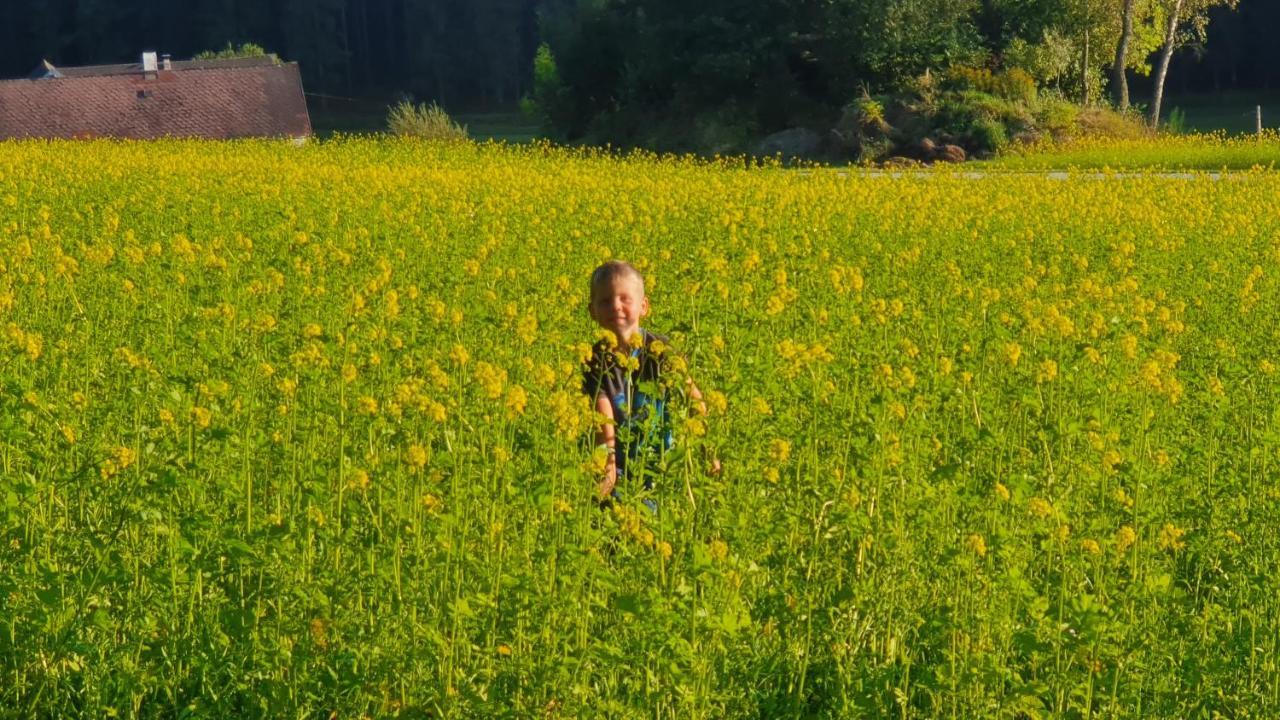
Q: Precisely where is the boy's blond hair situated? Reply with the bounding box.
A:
[589,260,645,299]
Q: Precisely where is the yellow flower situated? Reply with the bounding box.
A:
[994,482,1010,502]
[709,539,729,562]
[191,406,212,429]
[348,469,371,491]
[1207,375,1225,397]
[1037,358,1058,383]
[450,344,471,366]
[1101,449,1123,475]
[1114,525,1137,553]
[341,363,358,383]
[965,533,987,558]
[1158,523,1185,552]
[768,439,791,463]
[1004,342,1022,367]
[356,395,379,415]
[750,397,773,416]
[656,541,673,560]
[504,385,528,415]
[706,390,728,415]
[1028,496,1054,519]
[302,323,324,339]
[113,446,136,469]
[1081,539,1102,556]
[496,644,512,657]
[406,444,428,471]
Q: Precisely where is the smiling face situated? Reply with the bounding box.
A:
[589,272,649,348]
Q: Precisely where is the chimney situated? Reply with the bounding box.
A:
[142,51,158,79]
[161,54,172,71]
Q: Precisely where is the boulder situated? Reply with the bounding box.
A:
[755,128,822,159]
[934,144,966,163]
[882,156,924,169]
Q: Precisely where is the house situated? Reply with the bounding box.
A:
[0,52,311,140]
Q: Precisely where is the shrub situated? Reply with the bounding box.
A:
[969,117,1009,153]
[850,96,889,131]
[387,101,470,142]
[944,66,1036,104]
[1033,94,1081,141]
[195,43,269,61]
[1075,107,1150,140]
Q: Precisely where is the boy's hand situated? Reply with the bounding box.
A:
[596,472,617,501]
[596,452,617,501]
[709,456,722,476]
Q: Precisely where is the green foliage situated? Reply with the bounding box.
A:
[851,96,889,130]
[932,89,1031,153]
[193,42,269,61]
[1075,106,1151,138]
[524,43,571,138]
[540,0,987,146]
[969,115,1010,152]
[945,65,1038,104]
[386,101,470,141]
[983,130,1280,169]
[5,137,1280,715]
[1033,93,1083,139]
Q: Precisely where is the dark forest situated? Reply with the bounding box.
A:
[2,0,1276,110]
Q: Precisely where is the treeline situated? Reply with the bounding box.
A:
[533,0,1280,146]
[0,0,1276,123]
[0,0,543,107]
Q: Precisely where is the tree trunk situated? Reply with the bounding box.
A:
[1111,0,1135,110]
[1149,0,1183,128]
[1081,28,1090,106]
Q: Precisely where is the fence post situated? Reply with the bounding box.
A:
[1258,105,1263,136]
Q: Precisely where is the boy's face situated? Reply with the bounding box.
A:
[589,274,649,345]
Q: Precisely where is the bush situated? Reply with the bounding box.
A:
[386,102,470,142]
[195,42,269,61]
[1075,107,1149,140]
[944,66,1036,104]
[1033,94,1081,141]
[969,117,1009,153]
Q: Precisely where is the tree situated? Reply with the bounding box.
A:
[1149,0,1238,126]
[1110,0,1136,108]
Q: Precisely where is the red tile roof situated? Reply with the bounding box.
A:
[0,59,312,140]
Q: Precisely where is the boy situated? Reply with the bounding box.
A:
[580,260,719,505]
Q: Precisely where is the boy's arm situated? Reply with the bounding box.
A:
[686,378,708,417]
[594,393,618,499]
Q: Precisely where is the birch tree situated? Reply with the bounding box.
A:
[1149,0,1238,126]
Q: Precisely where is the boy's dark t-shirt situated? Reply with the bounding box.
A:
[580,328,675,485]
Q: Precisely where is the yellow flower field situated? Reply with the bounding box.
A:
[2,138,1279,717]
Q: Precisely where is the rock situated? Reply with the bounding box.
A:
[755,128,822,159]
[882,156,924,169]
[1011,129,1043,146]
[934,144,966,163]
